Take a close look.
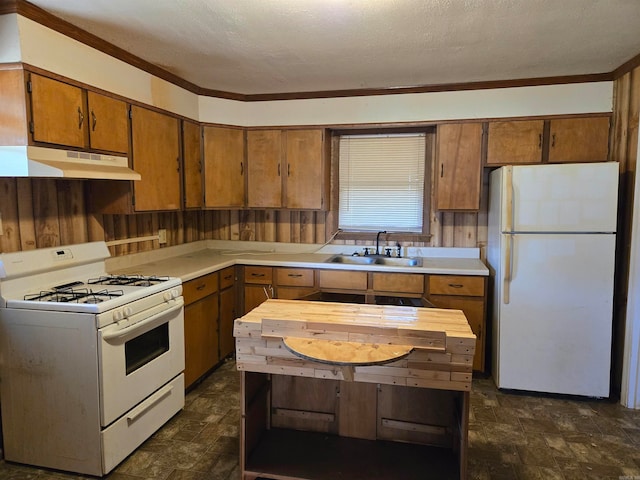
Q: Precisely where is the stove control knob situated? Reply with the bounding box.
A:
[163,291,172,302]
[123,307,133,317]
[113,310,124,322]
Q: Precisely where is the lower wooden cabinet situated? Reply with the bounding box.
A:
[427,275,487,373]
[183,272,220,388]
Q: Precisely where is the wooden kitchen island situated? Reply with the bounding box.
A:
[234,299,476,480]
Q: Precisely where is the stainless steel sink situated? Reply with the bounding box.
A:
[325,254,422,267]
[325,254,376,265]
[373,256,422,267]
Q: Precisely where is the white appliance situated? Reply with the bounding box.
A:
[487,162,619,397]
[0,242,185,476]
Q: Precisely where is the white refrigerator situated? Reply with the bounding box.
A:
[487,162,619,397]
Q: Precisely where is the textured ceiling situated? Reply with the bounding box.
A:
[25,0,640,95]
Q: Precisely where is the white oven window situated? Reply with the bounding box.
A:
[124,323,170,375]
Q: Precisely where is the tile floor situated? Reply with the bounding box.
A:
[0,359,639,480]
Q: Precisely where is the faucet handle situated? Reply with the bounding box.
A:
[363,247,370,256]
[385,248,392,257]
[396,242,402,258]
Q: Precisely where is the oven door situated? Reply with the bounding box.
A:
[98,297,185,427]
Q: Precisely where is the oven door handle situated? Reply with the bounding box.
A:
[101,300,184,342]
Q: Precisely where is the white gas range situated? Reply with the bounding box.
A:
[0,242,185,476]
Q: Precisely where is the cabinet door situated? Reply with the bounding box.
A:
[183,120,203,209]
[285,129,327,209]
[548,117,610,163]
[86,91,128,153]
[219,287,236,360]
[184,293,219,388]
[428,295,485,372]
[203,126,245,208]
[486,120,544,165]
[131,106,181,211]
[435,123,483,211]
[247,130,283,208]
[372,273,423,294]
[30,74,86,148]
[244,285,270,313]
[318,270,367,291]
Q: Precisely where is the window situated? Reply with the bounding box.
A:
[338,133,427,233]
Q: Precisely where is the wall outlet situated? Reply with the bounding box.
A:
[158,229,167,244]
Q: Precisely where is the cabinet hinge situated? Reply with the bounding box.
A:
[29,121,34,134]
[26,80,32,93]
[128,107,133,119]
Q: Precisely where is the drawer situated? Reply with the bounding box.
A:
[244,266,273,284]
[183,272,218,304]
[219,266,235,290]
[372,273,424,294]
[319,270,367,290]
[276,268,314,287]
[428,275,484,297]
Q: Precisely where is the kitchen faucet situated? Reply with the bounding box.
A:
[375,230,387,255]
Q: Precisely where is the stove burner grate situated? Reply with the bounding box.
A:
[24,288,124,304]
[88,274,170,287]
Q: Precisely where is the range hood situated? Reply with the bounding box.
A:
[0,146,141,180]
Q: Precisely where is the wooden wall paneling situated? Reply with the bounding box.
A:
[254,211,266,241]
[453,213,478,247]
[315,211,326,244]
[102,213,115,254]
[264,210,277,242]
[216,210,231,240]
[300,211,315,244]
[56,180,88,247]
[16,178,36,250]
[112,214,128,255]
[151,213,160,249]
[203,211,214,239]
[277,210,291,242]
[440,212,455,247]
[135,213,153,252]
[290,211,301,243]
[32,179,61,248]
[0,178,20,253]
[126,214,138,253]
[476,170,491,259]
[612,73,631,165]
[86,212,105,243]
[240,210,256,241]
[230,210,241,240]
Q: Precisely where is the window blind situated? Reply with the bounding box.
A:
[339,134,426,232]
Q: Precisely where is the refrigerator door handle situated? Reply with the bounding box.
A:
[505,166,514,232]
[503,234,512,304]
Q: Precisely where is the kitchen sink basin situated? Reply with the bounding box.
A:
[325,254,422,267]
[373,256,423,267]
[325,255,376,265]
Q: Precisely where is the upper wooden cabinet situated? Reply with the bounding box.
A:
[247,129,283,208]
[29,73,86,148]
[28,73,128,154]
[285,129,330,210]
[203,126,245,208]
[86,91,129,154]
[435,123,483,211]
[130,105,181,211]
[486,116,610,165]
[246,128,330,210]
[486,120,544,165]
[182,120,203,209]
[548,117,610,163]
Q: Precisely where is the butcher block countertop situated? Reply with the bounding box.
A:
[106,240,488,281]
[234,298,476,391]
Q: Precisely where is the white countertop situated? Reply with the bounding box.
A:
[106,240,488,282]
